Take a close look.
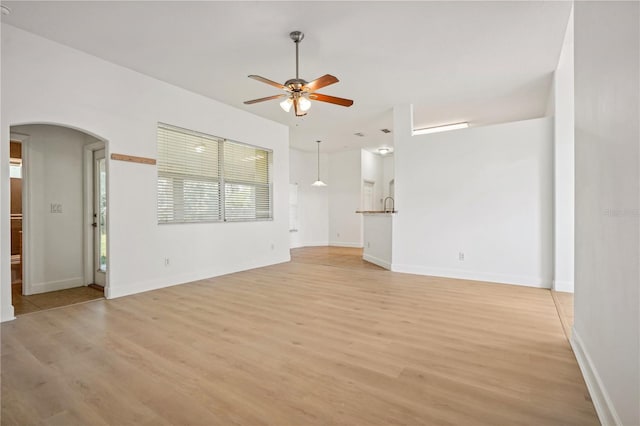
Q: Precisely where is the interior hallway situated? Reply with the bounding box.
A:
[1,247,594,425]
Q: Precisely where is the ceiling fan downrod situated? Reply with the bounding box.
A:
[290,31,304,80]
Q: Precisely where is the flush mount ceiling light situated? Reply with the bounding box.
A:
[413,122,469,136]
[378,147,392,155]
[1,5,11,15]
[244,31,354,117]
[311,140,327,187]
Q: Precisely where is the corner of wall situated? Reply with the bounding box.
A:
[570,328,622,426]
[552,279,574,293]
[1,304,15,322]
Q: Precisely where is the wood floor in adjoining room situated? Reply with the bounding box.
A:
[1,247,597,425]
[11,284,104,316]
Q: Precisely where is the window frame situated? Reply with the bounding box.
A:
[157,123,273,225]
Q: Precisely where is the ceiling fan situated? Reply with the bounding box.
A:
[244,31,354,117]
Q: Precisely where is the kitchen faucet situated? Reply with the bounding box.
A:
[383,197,395,213]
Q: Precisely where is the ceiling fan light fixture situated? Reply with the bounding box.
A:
[280,97,293,112]
[298,96,311,112]
[244,31,353,116]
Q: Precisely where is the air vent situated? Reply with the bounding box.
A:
[354,132,365,137]
[380,128,392,134]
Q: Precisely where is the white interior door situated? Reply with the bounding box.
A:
[363,180,375,211]
[93,149,107,286]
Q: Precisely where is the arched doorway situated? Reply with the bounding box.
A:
[8,123,109,315]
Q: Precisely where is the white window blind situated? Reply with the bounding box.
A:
[223,141,272,221]
[157,123,272,224]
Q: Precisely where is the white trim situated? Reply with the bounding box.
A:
[1,308,15,322]
[83,143,99,285]
[363,253,391,270]
[570,329,621,426]
[328,241,363,248]
[553,279,574,293]
[390,263,551,288]
[302,241,329,247]
[82,140,109,294]
[19,136,32,295]
[30,277,84,294]
[290,242,329,249]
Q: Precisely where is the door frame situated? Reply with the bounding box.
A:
[10,132,30,295]
[83,141,107,287]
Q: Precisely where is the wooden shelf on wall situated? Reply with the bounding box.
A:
[110,153,156,165]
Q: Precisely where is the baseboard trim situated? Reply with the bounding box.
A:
[553,279,574,293]
[302,241,330,247]
[363,253,391,270]
[390,264,551,288]
[1,303,16,322]
[28,276,84,295]
[328,242,363,248]
[570,329,621,426]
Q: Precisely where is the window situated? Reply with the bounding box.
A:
[157,123,273,224]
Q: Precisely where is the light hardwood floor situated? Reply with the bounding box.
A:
[1,247,597,425]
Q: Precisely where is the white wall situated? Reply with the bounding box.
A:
[289,148,329,248]
[382,154,395,200]
[1,25,290,320]
[393,105,553,287]
[552,8,575,292]
[12,124,98,294]
[361,150,384,211]
[573,2,639,425]
[328,149,362,247]
[362,214,393,270]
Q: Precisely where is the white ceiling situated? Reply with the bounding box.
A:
[1,1,571,153]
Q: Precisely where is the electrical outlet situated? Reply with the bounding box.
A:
[270,243,275,250]
[164,258,170,266]
[459,252,465,261]
[337,233,341,238]
[367,242,371,248]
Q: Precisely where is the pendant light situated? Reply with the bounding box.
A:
[311,140,327,187]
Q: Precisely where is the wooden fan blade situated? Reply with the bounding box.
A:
[244,94,287,105]
[248,75,287,90]
[309,93,354,107]
[304,74,339,92]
